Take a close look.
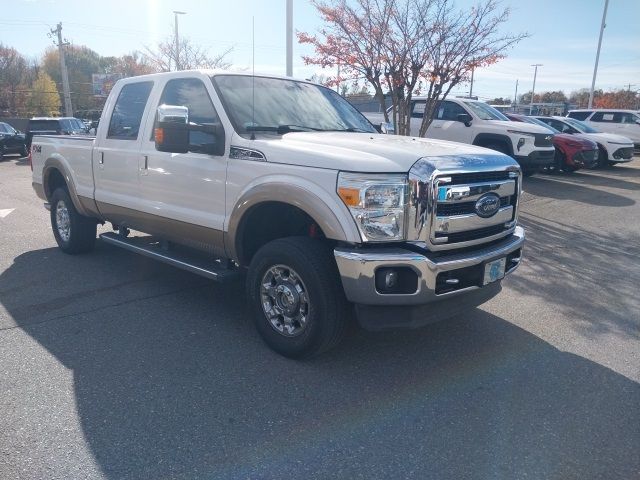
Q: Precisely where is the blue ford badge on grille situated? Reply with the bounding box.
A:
[475,193,501,218]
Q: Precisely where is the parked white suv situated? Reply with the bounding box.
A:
[568,109,640,149]
[366,98,555,176]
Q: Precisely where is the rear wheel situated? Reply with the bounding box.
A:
[50,188,97,254]
[20,144,28,157]
[246,237,349,358]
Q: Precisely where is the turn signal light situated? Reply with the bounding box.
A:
[338,187,360,207]
[154,127,164,144]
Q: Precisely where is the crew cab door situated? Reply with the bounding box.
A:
[137,76,228,254]
[93,80,154,214]
[416,100,475,143]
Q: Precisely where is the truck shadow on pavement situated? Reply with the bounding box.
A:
[523,172,637,206]
[1,243,639,479]
[510,212,640,341]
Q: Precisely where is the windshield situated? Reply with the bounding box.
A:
[523,116,559,133]
[464,101,509,121]
[212,75,376,135]
[564,117,599,133]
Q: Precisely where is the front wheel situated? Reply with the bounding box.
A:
[596,147,609,168]
[246,237,350,358]
[50,188,97,254]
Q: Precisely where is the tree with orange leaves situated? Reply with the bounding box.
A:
[299,0,527,136]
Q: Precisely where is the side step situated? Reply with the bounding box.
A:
[99,232,240,282]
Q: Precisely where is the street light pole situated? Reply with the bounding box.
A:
[529,64,542,115]
[173,11,186,71]
[286,0,293,77]
[589,0,609,108]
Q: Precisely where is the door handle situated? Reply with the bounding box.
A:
[99,152,104,164]
[143,155,148,170]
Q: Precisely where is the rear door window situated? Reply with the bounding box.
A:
[107,81,153,140]
[568,111,592,121]
[590,112,620,123]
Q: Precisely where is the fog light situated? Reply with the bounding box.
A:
[384,270,398,289]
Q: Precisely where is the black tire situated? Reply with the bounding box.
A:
[50,188,97,254]
[607,160,617,167]
[0,145,5,161]
[246,236,350,358]
[20,144,28,157]
[596,147,608,168]
[521,168,538,177]
[553,150,566,173]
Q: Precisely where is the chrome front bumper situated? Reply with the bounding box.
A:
[335,226,524,307]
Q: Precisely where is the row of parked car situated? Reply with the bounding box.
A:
[364,100,638,176]
[0,117,92,160]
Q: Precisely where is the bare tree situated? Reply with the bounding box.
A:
[143,36,232,72]
[300,0,528,136]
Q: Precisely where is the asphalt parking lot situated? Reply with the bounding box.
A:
[1,154,639,480]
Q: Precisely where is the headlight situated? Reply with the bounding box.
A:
[337,172,408,242]
[507,130,536,137]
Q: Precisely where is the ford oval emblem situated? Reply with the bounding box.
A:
[475,193,501,218]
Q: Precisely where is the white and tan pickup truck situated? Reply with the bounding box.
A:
[31,70,525,358]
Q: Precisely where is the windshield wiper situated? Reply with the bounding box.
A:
[323,127,370,132]
[245,124,324,134]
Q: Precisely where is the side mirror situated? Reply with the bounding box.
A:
[155,104,189,153]
[380,122,395,134]
[457,113,473,127]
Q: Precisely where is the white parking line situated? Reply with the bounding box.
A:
[0,208,15,218]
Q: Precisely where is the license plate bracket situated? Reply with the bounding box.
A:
[483,257,507,285]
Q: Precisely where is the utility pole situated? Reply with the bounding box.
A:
[529,64,542,115]
[286,0,293,76]
[173,11,186,71]
[589,0,609,108]
[627,83,636,91]
[49,23,73,117]
[469,67,474,98]
[513,79,518,112]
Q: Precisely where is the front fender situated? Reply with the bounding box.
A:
[225,177,362,261]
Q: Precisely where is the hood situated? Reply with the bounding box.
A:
[579,132,634,145]
[486,119,554,134]
[232,132,518,173]
[554,133,597,148]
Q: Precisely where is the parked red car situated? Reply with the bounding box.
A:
[505,113,598,172]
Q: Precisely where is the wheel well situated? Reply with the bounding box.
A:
[473,134,513,156]
[45,168,67,200]
[236,202,325,267]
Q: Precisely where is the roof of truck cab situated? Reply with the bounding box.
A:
[114,69,323,87]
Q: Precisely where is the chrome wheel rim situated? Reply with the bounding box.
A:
[56,200,71,242]
[260,265,310,337]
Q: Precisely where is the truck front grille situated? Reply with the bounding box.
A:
[407,159,521,251]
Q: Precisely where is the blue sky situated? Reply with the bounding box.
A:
[2,0,639,101]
